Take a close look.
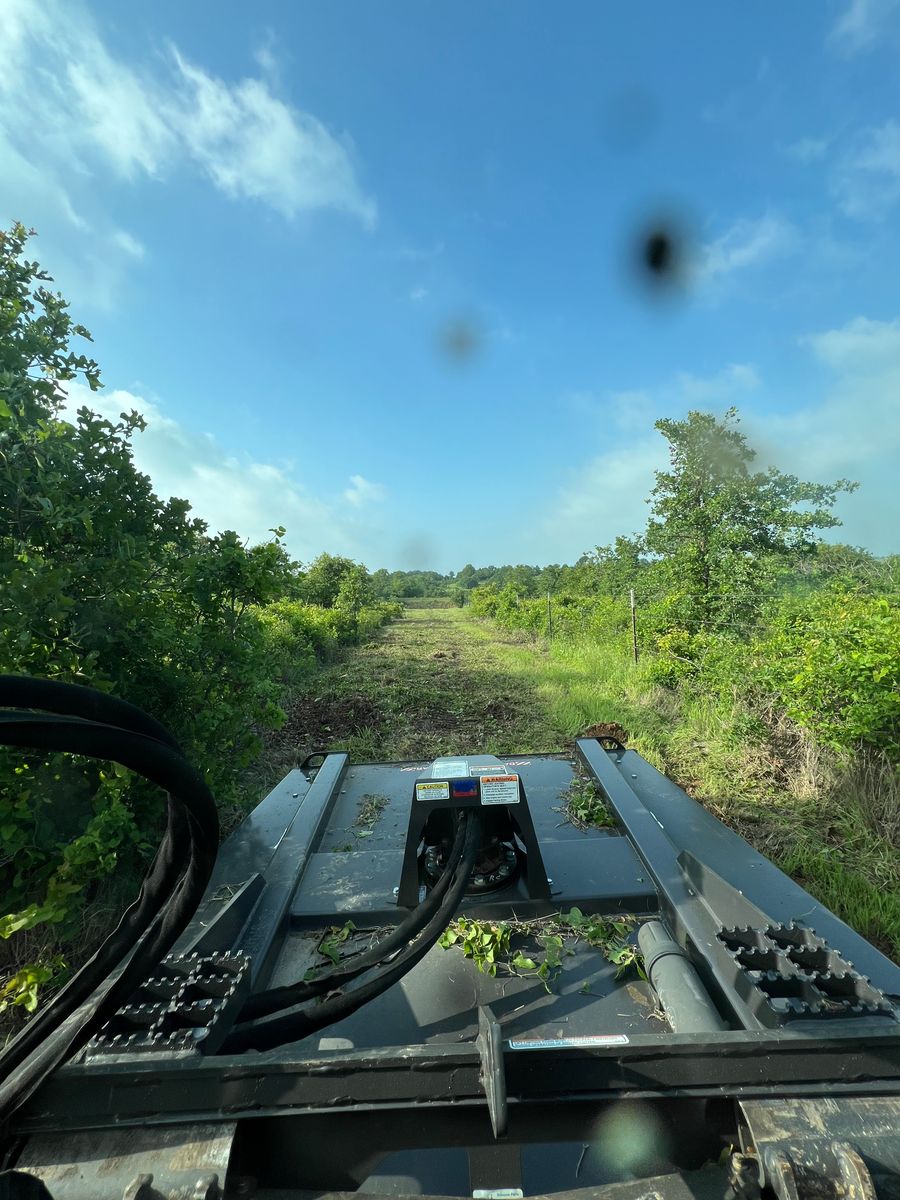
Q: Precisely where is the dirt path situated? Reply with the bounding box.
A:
[269,607,566,767]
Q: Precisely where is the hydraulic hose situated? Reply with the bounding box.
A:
[240,810,469,1020]
[0,682,219,1123]
[223,810,482,1053]
[0,676,183,751]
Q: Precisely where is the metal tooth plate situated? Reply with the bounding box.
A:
[717,923,895,1025]
[87,952,250,1057]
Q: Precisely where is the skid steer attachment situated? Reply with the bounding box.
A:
[2,684,899,1200]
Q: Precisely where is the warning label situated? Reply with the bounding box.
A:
[479,774,520,806]
[416,781,450,802]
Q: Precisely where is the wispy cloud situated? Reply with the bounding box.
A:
[409,286,428,303]
[696,213,796,284]
[541,329,900,561]
[746,315,900,550]
[834,120,900,219]
[0,0,375,303]
[784,137,829,165]
[343,474,387,508]
[829,0,900,52]
[397,241,446,262]
[61,383,386,561]
[111,231,146,260]
[801,315,900,370]
[675,363,760,400]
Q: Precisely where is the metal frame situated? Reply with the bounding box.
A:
[16,1025,900,1134]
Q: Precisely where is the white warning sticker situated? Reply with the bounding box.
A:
[473,1191,524,1199]
[416,781,450,802]
[508,1034,629,1049]
[431,758,469,778]
[479,774,520,805]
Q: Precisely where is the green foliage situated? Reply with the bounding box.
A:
[469,583,630,647]
[439,910,642,987]
[646,408,856,635]
[0,224,402,1016]
[557,909,644,978]
[758,590,900,755]
[316,921,357,966]
[562,776,615,829]
[438,917,512,976]
[0,957,66,1015]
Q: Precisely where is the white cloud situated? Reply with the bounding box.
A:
[542,434,664,553]
[830,0,900,52]
[409,286,428,302]
[60,382,388,562]
[784,137,829,164]
[0,0,375,304]
[111,231,146,260]
[696,213,795,284]
[168,49,375,225]
[343,474,387,508]
[747,317,900,550]
[801,315,900,370]
[834,120,900,219]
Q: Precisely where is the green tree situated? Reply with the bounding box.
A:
[645,408,856,633]
[0,225,287,980]
[299,553,357,607]
[334,562,375,622]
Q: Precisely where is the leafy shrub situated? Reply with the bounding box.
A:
[757,590,900,755]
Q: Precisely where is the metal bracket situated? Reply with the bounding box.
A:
[476,1005,508,1140]
[738,1097,900,1200]
[14,1124,235,1200]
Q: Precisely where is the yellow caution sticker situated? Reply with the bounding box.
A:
[416,781,450,802]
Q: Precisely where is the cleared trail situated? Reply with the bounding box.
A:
[269,607,567,766]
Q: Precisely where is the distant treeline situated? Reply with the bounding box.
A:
[371,544,899,607]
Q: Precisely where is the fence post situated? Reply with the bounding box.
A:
[629,588,638,664]
[547,590,552,639]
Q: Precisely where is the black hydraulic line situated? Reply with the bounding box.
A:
[638,920,728,1034]
[223,811,482,1053]
[240,811,469,1020]
[0,675,182,751]
[0,706,218,1123]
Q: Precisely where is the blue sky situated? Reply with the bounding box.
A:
[2,0,900,569]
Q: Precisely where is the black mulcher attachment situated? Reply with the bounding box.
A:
[2,679,900,1200]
